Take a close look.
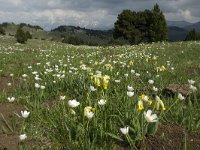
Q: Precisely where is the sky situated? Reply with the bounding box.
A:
[0,0,199,30]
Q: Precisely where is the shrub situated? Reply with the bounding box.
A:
[0,26,5,35]
[15,28,28,44]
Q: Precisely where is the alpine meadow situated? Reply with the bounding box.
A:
[0,1,200,150]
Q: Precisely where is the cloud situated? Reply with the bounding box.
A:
[0,0,199,30]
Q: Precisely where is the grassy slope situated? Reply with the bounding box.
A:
[0,36,199,149]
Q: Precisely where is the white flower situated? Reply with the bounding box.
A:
[153,86,158,92]
[85,111,94,119]
[60,96,66,100]
[19,134,27,141]
[98,99,106,105]
[7,97,15,102]
[190,85,197,92]
[68,99,80,108]
[188,79,195,85]
[144,110,158,123]
[22,74,27,78]
[148,80,154,84]
[124,73,128,77]
[90,85,97,91]
[178,93,185,100]
[127,91,134,97]
[131,70,135,74]
[35,83,40,88]
[21,110,30,118]
[10,73,14,77]
[7,82,12,86]
[40,85,45,90]
[127,86,134,91]
[135,73,140,77]
[84,106,95,119]
[115,80,121,83]
[120,127,129,135]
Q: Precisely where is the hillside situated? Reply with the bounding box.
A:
[1,21,200,44]
[184,22,200,32]
[167,26,188,41]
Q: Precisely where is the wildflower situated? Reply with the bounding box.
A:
[159,66,167,72]
[21,110,30,118]
[60,96,66,100]
[135,73,140,77]
[140,94,152,105]
[19,134,27,141]
[105,64,113,71]
[10,73,14,77]
[178,93,185,100]
[153,86,158,92]
[155,96,166,111]
[131,70,135,74]
[115,80,120,83]
[40,85,45,90]
[22,74,27,78]
[148,80,154,84]
[84,106,95,119]
[124,73,128,77]
[98,99,106,105]
[90,85,97,91]
[138,100,144,110]
[68,99,80,108]
[35,83,40,88]
[103,75,110,89]
[188,79,195,85]
[7,97,15,102]
[127,91,134,97]
[144,110,158,123]
[120,127,129,135]
[190,85,197,92]
[7,82,12,86]
[127,86,134,91]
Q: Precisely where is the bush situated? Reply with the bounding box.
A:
[25,31,32,39]
[15,28,28,44]
[0,26,5,35]
[62,36,84,45]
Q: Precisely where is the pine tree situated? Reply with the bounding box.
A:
[15,28,28,44]
[150,3,168,42]
[185,29,200,41]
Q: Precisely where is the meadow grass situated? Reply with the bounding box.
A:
[0,36,199,149]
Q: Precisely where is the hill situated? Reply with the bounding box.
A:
[167,26,188,41]
[184,22,200,32]
[167,21,192,28]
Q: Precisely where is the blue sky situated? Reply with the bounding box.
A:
[0,0,199,30]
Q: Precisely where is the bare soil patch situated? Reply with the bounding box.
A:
[0,103,24,134]
[141,124,200,150]
[0,133,19,150]
[0,76,18,92]
[163,84,193,97]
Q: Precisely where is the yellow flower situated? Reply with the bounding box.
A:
[138,100,144,110]
[129,60,134,65]
[103,75,110,89]
[159,66,167,71]
[155,96,166,111]
[84,106,95,116]
[105,64,113,71]
[94,61,99,65]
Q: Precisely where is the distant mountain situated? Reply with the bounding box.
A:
[167,26,188,41]
[184,22,200,32]
[167,21,192,28]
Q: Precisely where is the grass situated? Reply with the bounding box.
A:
[0,36,199,149]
